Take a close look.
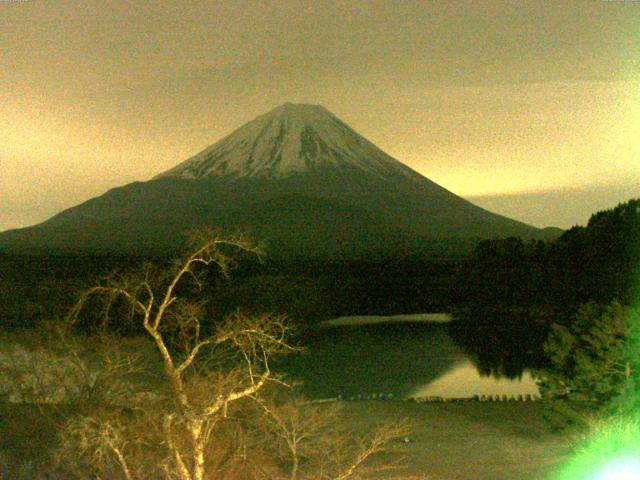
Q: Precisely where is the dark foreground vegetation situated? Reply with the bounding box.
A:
[0,250,459,332]
[0,198,638,478]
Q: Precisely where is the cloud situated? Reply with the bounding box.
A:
[468,182,640,229]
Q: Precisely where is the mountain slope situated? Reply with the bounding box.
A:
[0,103,544,256]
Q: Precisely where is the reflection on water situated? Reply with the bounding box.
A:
[278,318,540,399]
[409,359,539,399]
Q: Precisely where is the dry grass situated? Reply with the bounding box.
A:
[0,393,574,479]
[0,401,570,480]
[330,400,573,480]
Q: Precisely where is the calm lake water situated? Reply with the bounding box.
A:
[277,318,539,400]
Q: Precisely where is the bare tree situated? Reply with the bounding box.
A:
[49,232,432,480]
[252,390,419,480]
[67,233,293,480]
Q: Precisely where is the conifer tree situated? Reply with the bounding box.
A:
[537,301,640,426]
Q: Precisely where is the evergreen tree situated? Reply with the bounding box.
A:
[537,301,640,426]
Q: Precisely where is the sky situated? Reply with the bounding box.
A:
[1,0,639,231]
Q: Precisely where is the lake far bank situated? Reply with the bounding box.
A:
[321,313,453,327]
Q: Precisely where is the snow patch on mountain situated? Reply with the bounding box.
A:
[156,103,422,182]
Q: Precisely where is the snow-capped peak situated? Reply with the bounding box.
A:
[156,103,421,181]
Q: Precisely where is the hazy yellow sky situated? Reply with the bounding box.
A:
[1,0,638,230]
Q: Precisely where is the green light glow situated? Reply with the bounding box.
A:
[586,457,640,480]
[554,418,640,480]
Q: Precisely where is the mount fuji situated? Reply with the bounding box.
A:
[0,103,548,257]
[157,103,424,182]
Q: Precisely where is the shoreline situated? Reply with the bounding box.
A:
[321,313,453,327]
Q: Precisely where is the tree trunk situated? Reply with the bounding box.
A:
[289,444,299,480]
[190,419,206,480]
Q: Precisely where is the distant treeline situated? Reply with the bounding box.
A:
[0,249,460,330]
[457,198,640,309]
[1,199,638,339]
[450,198,640,376]
[0,253,149,329]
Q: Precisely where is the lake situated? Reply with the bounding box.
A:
[277,316,540,400]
